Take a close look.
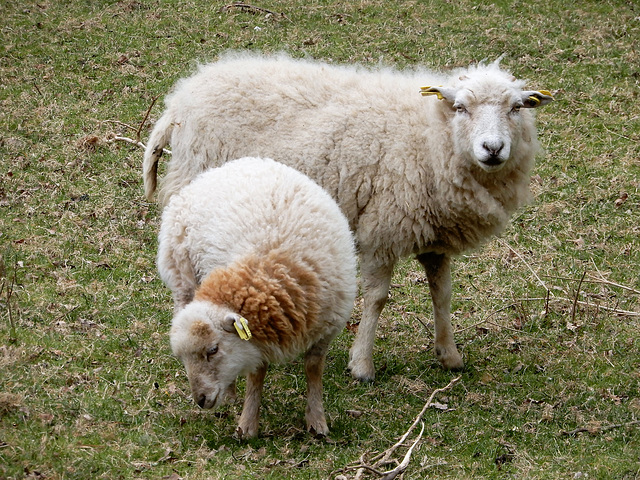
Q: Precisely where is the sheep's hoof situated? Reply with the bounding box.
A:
[347,358,376,383]
[435,345,464,370]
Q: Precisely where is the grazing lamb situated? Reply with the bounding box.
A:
[158,157,357,438]
[144,52,553,382]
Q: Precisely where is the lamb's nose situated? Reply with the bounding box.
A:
[196,394,207,408]
[483,141,504,157]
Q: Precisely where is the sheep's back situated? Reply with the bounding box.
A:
[161,54,444,214]
[160,53,538,264]
[160,157,357,326]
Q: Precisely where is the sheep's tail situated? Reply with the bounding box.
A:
[143,112,175,201]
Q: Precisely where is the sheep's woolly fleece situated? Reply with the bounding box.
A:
[145,52,542,261]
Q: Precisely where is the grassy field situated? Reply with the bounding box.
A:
[1,0,639,478]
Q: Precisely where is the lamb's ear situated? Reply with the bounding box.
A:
[222,313,239,333]
[522,90,554,108]
[420,86,457,104]
[222,313,252,340]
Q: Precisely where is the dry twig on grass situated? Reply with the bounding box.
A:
[332,376,461,480]
[0,254,19,341]
[221,2,290,20]
[103,96,172,155]
[562,420,640,437]
[104,133,172,157]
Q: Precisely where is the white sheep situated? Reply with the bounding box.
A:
[144,52,553,382]
[158,157,357,438]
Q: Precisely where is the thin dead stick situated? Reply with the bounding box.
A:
[586,274,640,295]
[603,125,634,142]
[497,238,551,293]
[550,297,640,317]
[106,134,146,149]
[335,376,460,480]
[542,274,640,296]
[136,95,159,143]
[379,422,425,480]
[222,2,288,18]
[570,271,587,325]
[562,420,640,436]
[105,134,172,156]
[373,376,460,466]
[544,288,551,319]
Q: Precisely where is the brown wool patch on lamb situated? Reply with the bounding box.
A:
[190,319,212,339]
[195,251,321,347]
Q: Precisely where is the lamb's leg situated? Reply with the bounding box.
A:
[304,340,331,436]
[348,261,394,382]
[417,252,464,370]
[236,363,268,439]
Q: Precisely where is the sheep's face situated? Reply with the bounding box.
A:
[421,69,553,173]
[170,301,263,409]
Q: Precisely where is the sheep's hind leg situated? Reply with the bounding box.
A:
[304,340,331,436]
[417,252,464,370]
[348,261,394,382]
[236,364,268,439]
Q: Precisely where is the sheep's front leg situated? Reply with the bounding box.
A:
[417,252,464,370]
[348,261,395,382]
[304,340,331,436]
[236,364,268,439]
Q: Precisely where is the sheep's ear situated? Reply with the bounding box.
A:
[522,90,554,108]
[420,86,457,104]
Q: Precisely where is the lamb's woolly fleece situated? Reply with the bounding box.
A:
[158,156,357,362]
[194,250,321,352]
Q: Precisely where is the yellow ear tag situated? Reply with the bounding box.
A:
[539,90,553,98]
[420,86,444,100]
[527,95,541,107]
[234,316,252,341]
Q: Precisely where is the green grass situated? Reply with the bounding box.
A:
[1,0,639,478]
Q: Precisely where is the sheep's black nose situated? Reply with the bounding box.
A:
[483,141,504,157]
[196,394,207,408]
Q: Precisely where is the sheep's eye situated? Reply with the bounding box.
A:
[454,104,468,114]
[511,104,522,114]
[206,345,218,361]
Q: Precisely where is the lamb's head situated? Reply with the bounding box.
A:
[170,301,262,409]
[421,61,553,173]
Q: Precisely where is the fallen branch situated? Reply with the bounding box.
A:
[543,273,640,296]
[333,376,461,480]
[562,420,640,436]
[102,95,166,153]
[550,297,640,317]
[0,252,19,341]
[104,133,172,156]
[136,95,159,143]
[221,2,289,20]
[570,271,587,325]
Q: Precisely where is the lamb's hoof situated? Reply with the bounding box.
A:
[347,358,375,383]
[435,345,464,370]
[306,421,329,438]
[235,424,258,440]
